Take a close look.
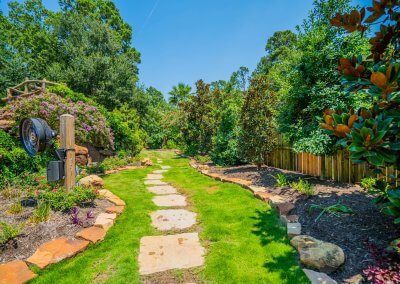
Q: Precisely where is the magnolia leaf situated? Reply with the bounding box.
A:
[371,72,387,89]
[367,154,384,166]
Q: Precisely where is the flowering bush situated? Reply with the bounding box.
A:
[6,93,114,149]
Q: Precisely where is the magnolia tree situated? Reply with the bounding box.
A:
[321,1,400,223]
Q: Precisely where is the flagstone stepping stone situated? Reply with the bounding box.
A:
[0,260,37,284]
[153,169,168,174]
[106,205,125,214]
[147,185,177,195]
[146,174,164,180]
[161,165,171,169]
[144,180,168,186]
[153,194,187,207]
[94,212,117,231]
[76,226,106,243]
[27,237,89,269]
[151,209,197,231]
[138,232,205,275]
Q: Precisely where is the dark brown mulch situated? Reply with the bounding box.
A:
[208,164,400,283]
[0,196,114,264]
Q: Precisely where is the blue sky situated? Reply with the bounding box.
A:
[1,0,367,96]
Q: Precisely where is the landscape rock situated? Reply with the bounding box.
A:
[79,175,104,188]
[75,144,89,155]
[276,202,295,215]
[141,158,153,166]
[268,195,287,205]
[27,237,89,269]
[75,154,88,166]
[161,165,171,170]
[197,164,209,172]
[287,222,301,238]
[76,226,106,243]
[248,186,267,193]
[94,213,117,231]
[98,189,125,206]
[280,214,299,225]
[106,205,125,214]
[303,269,337,284]
[255,192,272,202]
[291,235,345,273]
[0,260,37,284]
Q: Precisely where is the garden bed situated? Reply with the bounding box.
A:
[208,164,400,282]
[0,195,114,264]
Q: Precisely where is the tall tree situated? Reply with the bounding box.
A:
[239,75,277,169]
[168,83,192,106]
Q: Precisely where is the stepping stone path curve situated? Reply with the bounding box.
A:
[139,159,205,278]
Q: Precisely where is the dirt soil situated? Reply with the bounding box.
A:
[0,196,114,263]
[208,164,400,283]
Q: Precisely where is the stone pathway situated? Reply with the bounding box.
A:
[138,159,205,278]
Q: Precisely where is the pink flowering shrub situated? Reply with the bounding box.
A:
[6,93,114,149]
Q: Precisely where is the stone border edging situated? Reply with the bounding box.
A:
[188,159,338,284]
[0,181,125,284]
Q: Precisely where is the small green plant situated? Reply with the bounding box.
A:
[2,186,21,199]
[360,177,377,191]
[30,202,51,223]
[7,202,23,214]
[0,222,24,245]
[270,173,288,187]
[309,202,353,222]
[290,179,315,196]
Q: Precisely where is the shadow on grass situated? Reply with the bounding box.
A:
[252,209,307,282]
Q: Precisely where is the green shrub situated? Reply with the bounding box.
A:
[195,155,211,164]
[290,179,315,196]
[30,202,51,223]
[0,222,24,245]
[34,186,98,212]
[360,177,377,191]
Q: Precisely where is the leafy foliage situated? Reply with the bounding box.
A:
[321,0,400,223]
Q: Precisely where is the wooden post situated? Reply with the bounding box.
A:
[24,77,29,94]
[60,114,75,191]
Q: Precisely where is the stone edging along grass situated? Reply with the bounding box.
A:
[0,180,125,284]
[188,159,338,284]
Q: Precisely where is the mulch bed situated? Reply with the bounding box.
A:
[208,164,400,283]
[0,197,114,264]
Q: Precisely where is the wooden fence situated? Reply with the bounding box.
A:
[2,78,59,102]
[266,139,398,184]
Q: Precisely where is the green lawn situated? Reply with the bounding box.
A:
[31,150,307,283]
